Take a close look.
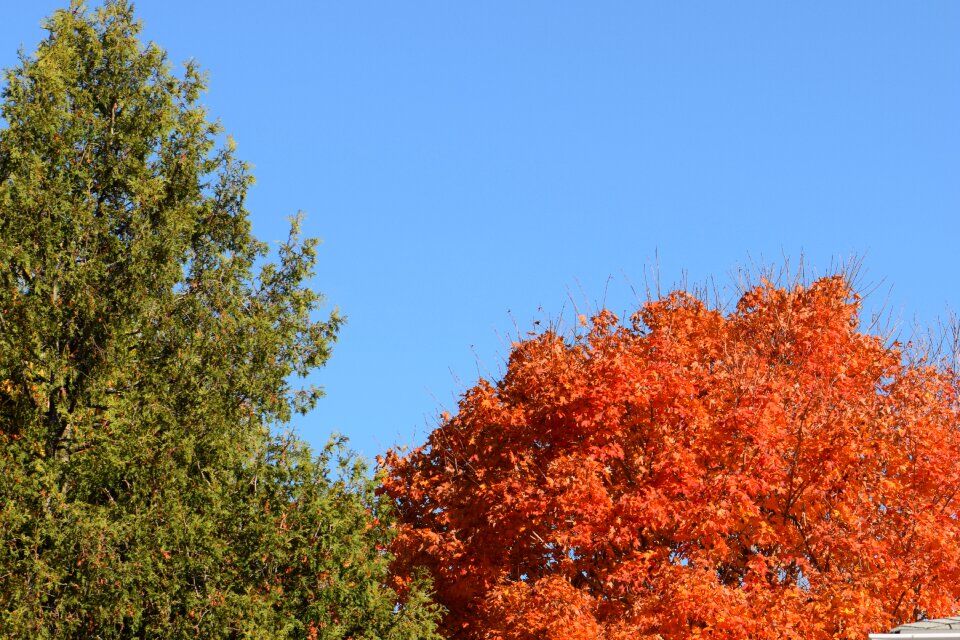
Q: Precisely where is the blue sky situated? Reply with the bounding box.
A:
[3,2,958,461]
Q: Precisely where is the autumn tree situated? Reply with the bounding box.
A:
[381,275,960,639]
[0,2,440,637]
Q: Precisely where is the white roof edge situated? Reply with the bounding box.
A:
[870,635,960,639]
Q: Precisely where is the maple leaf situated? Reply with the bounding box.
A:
[381,275,960,639]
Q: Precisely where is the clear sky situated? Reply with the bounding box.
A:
[3,2,958,462]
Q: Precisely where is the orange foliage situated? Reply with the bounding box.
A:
[380,277,960,639]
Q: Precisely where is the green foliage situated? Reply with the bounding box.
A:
[0,1,442,637]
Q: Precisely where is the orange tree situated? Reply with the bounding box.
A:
[380,276,960,639]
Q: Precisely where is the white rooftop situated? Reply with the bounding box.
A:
[870,617,960,638]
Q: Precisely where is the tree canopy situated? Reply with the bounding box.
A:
[0,2,440,637]
[382,276,960,639]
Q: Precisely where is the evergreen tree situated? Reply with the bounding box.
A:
[0,2,441,637]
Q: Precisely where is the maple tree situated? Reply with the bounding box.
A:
[0,2,441,637]
[381,275,960,639]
